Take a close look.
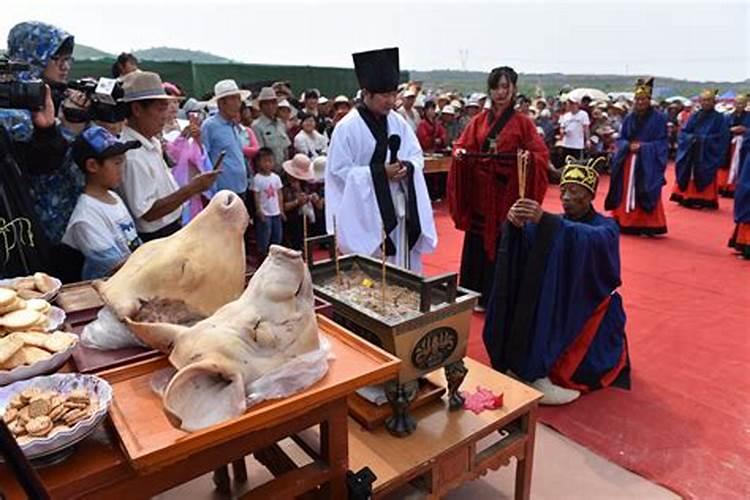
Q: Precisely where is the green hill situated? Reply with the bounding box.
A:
[73,44,114,60]
[410,70,749,99]
[132,47,232,63]
[73,44,232,63]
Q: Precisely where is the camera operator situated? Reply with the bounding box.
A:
[1,21,86,278]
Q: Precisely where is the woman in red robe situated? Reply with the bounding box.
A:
[448,66,548,311]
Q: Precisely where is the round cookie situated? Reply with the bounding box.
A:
[0,288,17,308]
[0,309,42,331]
[25,299,51,314]
[34,273,57,294]
[26,415,53,437]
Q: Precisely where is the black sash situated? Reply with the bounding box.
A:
[356,104,422,256]
[481,106,516,153]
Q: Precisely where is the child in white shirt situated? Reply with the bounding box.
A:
[251,147,284,256]
[62,125,143,279]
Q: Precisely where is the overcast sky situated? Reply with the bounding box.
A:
[2,0,748,82]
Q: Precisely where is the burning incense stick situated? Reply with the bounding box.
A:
[517,150,529,199]
[302,210,308,263]
[381,227,387,309]
[333,216,341,287]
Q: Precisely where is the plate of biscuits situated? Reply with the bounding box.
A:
[0,289,67,335]
[0,373,112,459]
[0,330,79,385]
[0,273,62,302]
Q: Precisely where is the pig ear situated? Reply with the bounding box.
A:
[125,319,188,353]
[162,359,246,431]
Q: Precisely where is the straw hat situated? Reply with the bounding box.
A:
[257,87,278,102]
[312,156,326,182]
[210,79,251,104]
[121,71,183,103]
[283,154,315,181]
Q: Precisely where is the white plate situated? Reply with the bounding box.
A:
[0,373,112,459]
[45,306,66,332]
[0,275,63,302]
[0,332,79,386]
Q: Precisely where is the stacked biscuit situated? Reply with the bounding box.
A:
[0,288,57,335]
[0,289,77,371]
[3,273,58,300]
[0,331,78,370]
[2,387,97,444]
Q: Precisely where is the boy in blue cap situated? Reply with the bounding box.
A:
[62,126,143,279]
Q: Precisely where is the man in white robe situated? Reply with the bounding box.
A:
[325,47,437,272]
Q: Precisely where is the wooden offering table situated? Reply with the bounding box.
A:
[0,316,399,499]
[424,155,453,174]
[296,358,542,499]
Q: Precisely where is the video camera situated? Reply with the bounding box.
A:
[0,57,46,111]
[66,77,123,106]
[65,77,126,123]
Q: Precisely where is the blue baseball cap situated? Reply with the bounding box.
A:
[72,125,140,168]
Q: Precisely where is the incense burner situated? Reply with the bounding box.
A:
[307,236,478,436]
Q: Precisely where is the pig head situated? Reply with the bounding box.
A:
[95,190,248,321]
[127,245,320,431]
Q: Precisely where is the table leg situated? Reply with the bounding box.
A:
[232,458,248,483]
[318,400,349,499]
[213,465,231,494]
[514,405,538,500]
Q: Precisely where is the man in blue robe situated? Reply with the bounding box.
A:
[605,77,669,235]
[483,158,630,405]
[717,93,750,197]
[729,147,750,259]
[670,89,730,209]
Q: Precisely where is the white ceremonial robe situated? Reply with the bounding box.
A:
[325,109,437,273]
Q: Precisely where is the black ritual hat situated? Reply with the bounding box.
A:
[352,47,400,94]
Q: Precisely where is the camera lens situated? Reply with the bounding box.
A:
[0,80,46,111]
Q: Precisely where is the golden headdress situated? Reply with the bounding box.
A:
[560,156,605,195]
[634,77,654,99]
[700,88,719,100]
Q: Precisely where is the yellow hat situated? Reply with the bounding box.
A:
[700,88,719,100]
[634,77,654,99]
[560,156,605,195]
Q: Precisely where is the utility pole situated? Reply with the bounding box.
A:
[459,49,469,71]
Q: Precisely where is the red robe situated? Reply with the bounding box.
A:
[448,109,549,259]
[417,118,448,153]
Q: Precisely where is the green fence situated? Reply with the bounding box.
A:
[71,59,409,100]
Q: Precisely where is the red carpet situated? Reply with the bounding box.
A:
[423,166,750,499]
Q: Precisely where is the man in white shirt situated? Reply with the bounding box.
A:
[397,89,421,132]
[559,97,591,160]
[119,71,220,240]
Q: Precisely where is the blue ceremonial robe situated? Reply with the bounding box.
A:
[723,111,750,178]
[605,109,668,213]
[482,211,630,390]
[735,151,750,224]
[675,109,730,191]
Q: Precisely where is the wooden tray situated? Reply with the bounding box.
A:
[348,378,446,430]
[98,314,400,473]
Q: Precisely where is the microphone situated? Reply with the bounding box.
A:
[388,134,401,164]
